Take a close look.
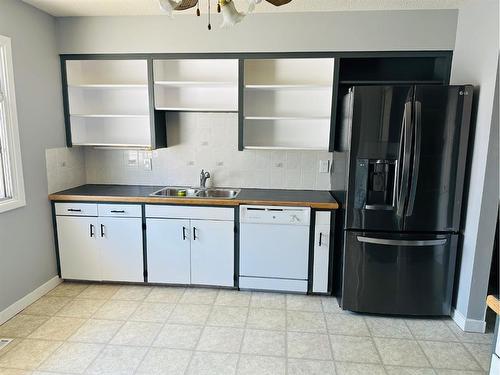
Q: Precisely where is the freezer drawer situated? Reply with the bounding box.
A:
[341,231,457,316]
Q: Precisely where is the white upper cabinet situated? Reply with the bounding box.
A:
[65,59,153,148]
[153,59,239,112]
[243,58,335,150]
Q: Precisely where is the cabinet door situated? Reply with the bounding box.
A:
[190,220,234,287]
[312,223,331,294]
[146,218,191,284]
[99,217,144,282]
[56,216,100,281]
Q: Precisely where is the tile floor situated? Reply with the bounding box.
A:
[0,282,494,375]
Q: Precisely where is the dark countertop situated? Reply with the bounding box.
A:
[49,184,340,209]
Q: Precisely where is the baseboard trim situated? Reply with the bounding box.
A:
[0,276,61,325]
[451,307,487,333]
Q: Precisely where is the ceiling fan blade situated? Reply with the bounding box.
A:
[264,0,292,6]
[175,0,198,11]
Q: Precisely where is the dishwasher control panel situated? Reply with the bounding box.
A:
[240,205,311,225]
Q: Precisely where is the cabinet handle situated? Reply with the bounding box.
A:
[110,210,125,213]
[182,226,187,241]
[193,227,197,241]
[67,208,81,212]
[90,224,95,237]
[319,232,323,247]
[100,224,105,237]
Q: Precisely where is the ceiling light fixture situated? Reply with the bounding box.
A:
[159,0,292,30]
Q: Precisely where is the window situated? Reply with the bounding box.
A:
[0,35,25,213]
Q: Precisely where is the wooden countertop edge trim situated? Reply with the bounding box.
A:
[486,295,500,316]
[48,194,339,209]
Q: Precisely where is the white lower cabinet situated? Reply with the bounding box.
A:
[56,216,101,281]
[312,211,332,294]
[146,205,235,287]
[55,203,143,282]
[146,218,191,284]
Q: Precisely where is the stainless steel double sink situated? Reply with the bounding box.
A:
[150,187,240,199]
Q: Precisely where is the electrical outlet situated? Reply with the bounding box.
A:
[127,151,138,168]
[143,158,152,171]
[319,160,330,173]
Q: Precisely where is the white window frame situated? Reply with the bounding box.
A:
[0,35,25,213]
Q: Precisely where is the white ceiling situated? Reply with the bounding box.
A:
[22,0,463,17]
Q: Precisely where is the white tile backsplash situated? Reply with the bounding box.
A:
[45,147,86,193]
[49,113,348,191]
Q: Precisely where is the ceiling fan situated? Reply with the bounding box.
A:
[159,0,292,30]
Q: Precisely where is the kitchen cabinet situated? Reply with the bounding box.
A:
[55,203,144,282]
[145,205,235,287]
[312,211,332,294]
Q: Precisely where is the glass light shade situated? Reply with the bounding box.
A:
[220,0,245,28]
[158,0,181,17]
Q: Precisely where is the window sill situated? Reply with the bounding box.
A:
[0,197,26,213]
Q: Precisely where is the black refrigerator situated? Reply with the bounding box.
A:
[339,85,473,316]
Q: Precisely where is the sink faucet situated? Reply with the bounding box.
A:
[200,169,211,188]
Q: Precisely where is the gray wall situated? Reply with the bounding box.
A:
[56,10,458,53]
[0,0,65,312]
[450,0,499,330]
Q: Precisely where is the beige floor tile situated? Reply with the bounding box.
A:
[153,324,202,349]
[92,300,140,320]
[215,290,251,307]
[77,284,120,300]
[246,308,286,331]
[325,313,370,336]
[419,340,481,371]
[237,354,286,375]
[287,358,336,375]
[136,348,192,375]
[330,335,380,364]
[55,298,105,318]
[86,345,147,374]
[129,302,174,323]
[462,342,491,371]
[207,306,248,328]
[0,315,48,338]
[250,292,286,310]
[434,370,485,375]
[366,317,413,339]
[385,366,437,375]
[241,329,285,356]
[68,319,123,344]
[145,287,186,303]
[0,339,62,370]
[286,295,323,312]
[111,285,152,301]
[22,297,71,316]
[168,304,211,325]
[197,326,244,353]
[287,332,332,360]
[321,297,343,314]
[37,342,102,373]
[287,311,327,333]
[179,288,218,305]
[28,317,85,341]
[335,362,387,375]
[110,321,163,346]
[374,338,430,367]
[0,369,32,375]
[444,321,493,344]
[46,282,89,298]
[186,352,238,375]
[405,319,458,341]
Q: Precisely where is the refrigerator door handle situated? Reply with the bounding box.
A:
[406,100,422,216]
[357,236,447,247]
[396,101,413,217]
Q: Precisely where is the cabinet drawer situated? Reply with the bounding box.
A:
[146,205,234,221]
[98,204,142,218]
[55,203,98,216]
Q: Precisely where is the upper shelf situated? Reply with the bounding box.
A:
[69,84,148,89]
[245,84,331,90]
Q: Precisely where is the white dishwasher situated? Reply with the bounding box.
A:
[239,205,311,293]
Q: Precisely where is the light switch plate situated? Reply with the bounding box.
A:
[127,151,138,168]
[143,158,152,171]
[319,160,330,173]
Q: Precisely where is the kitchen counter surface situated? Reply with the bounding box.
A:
[49,184,339,209]
[487,295,500,316]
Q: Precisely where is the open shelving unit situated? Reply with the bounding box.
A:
[241,58,335,151]
[64,59,160,148]
[153,59,239,112]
